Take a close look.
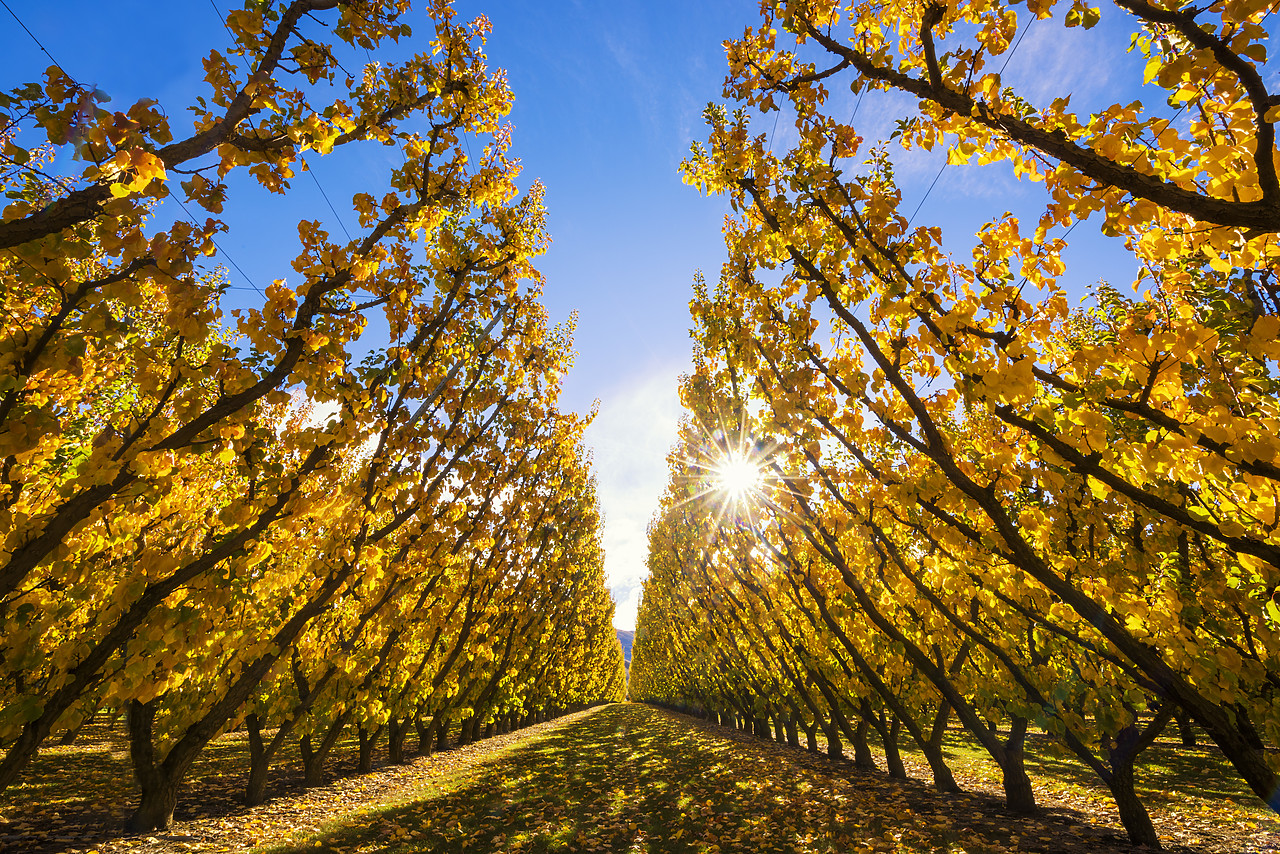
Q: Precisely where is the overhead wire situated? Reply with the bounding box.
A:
[0,0,272,298]
[0,0,79,86]
[304,154,354,241]
[209,0,356,243]
[171,194,266,298]
[906,14,1036,227]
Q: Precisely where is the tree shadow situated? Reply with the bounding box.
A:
[265,704,1175,854]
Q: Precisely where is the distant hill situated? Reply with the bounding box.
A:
[616,629,635,666]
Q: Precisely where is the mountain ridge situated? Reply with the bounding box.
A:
[616,629,634,666]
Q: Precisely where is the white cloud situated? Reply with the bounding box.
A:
[584,364,685,630]
[610,585,643,635]
[1002,18,1118,110]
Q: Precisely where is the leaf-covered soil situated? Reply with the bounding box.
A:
[4,703,1277,854]
[0,710,596,854]
[797,718,1277,852]
[885,728,1278,853]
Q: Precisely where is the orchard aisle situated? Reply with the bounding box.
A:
[10,705,1276,853]
[258,705,1262,854]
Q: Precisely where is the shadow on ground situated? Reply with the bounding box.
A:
[267,704,1167,854]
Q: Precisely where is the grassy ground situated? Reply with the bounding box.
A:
[0,709,598,854]
[259,704,1274,854]
[888,727,1278,851]
[2,704,1275,853]
[0,712,370,843]
[779,717,1278,852]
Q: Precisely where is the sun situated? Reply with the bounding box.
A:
[715,450,763,502]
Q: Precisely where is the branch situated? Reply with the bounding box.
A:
[0,0,344,249]
[795,19,1280,232]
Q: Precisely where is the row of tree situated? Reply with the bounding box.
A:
[632,0,1279,847]
[0,0,624,832]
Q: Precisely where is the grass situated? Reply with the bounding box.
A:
[1,704,1273,853]
[887,727,1279,846]
[262,703,1206,854]
[2,714,370,825]
[262,703,945,853]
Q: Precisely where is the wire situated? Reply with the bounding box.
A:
[998,16,1035,76]
[303,154,354,241]
[171,195,266,298]
[907,16,1036,227]
[906,161,947,227]
[207,3,354,247]
[849,88,866,124]
[6,0,275,303]
[0,0,78,85]
[209,0,255,76]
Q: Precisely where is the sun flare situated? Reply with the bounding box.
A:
[715,451,763,501]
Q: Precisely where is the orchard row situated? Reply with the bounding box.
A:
[632,0,1280,850]
[0,0,624,832]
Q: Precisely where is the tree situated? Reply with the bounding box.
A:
[638,0,1279,845]
[2,0,622,830]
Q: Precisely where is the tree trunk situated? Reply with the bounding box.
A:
[125,700,181,833]
[1101,713,1170,847]
[357,726,381,773]
[1177,711,1197,747]
[434,716,450,752]
[785,713,800,748]
[246,714,270,806]
[773,715,787,744]
[416,714,433,756]
[803,720,818,752]
[921,701,960,791]
[457,716,474,745]
[300,712,349,788]
[388,719,407,765]
[922,740,960,791]
[59,710,95,746]
[928,701,951,749]
[825,717,843,759]
[852,714,875,770]
[885,715,907,780]
[127,774,180,833]
[483,720,495,739]
[998,717,1036,813]
[1107,739,1161,847]
[300,737,324,787]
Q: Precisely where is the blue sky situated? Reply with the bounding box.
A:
[3,0,1182,629]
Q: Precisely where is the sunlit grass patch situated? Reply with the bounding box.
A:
[259,704,1109,854]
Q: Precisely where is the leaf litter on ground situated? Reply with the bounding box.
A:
[4,704,1277,854]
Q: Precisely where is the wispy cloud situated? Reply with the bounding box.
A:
[584,365,685,629]
[1002,17,1119,109]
